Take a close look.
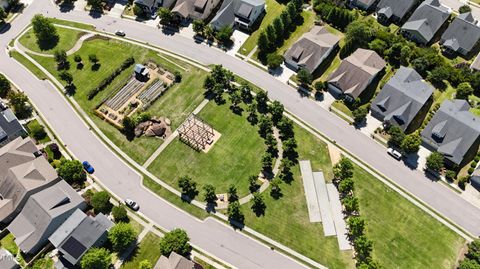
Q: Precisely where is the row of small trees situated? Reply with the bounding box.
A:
[386,125,422,155]
[458,239,480,269]
[313,0,356,31]
[333,157,381,269]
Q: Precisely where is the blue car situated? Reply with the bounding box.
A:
[82,161,95,174]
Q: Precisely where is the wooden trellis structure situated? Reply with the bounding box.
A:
[178,114,214,151]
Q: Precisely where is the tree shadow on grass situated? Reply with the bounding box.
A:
[37,36,59,51]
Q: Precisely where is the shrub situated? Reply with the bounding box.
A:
[475,156,480,162]
[426,152,444,172]
[174,71,182,82]
[314,81,327,92]
[112,205,128,222]
[471,161,477,168]
[468,167,475,175]
[445,170,456,181]
[91,191,113,214]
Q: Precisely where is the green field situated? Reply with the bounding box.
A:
[148,101,266,196]
[27,27,207,164]
[10,51,48,80]
[121,232,162,269]
[19,27,86,54]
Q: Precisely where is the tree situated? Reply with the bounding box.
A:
[282,137,298,161]
[203,184,217,205]
[108,223,136,252]
[266,53,283,70]
[59,71,73,85]
[159,229,191,257]
[458,259,480,269]
[8,91,31,119]
[240,83,253,103]
[122,116,136,140]
[178,176,198,199]
[227,201,244,225]
[0,7,6,22]
[229,91,242,113]
[333,157,354,180]
[459,5,472,14]
[269,100,284,124]
[80,248,111,269]
[31,15,58,48]
[270,178,282,199]
[387,125,405,148]
[400,132,421,154]
[457,82,474,100]
[74,54,82,63]
[352,106,368,124]
[272,17,284,42]
[87,0,104,10]
[345,20,375,46]
[255,90,269,113]
[57,159,86,184]
[0,74,11,97]
[262,152,273,172]
[91,191,113,214]
[368,39,387,56]
[88,54,99,65]
[133,4,144,16]
[257,32,270,53]
[338,177,354,195]
[342,195,359,213]
[139,260,153,269]
[426,152,444,172]
[257,115,273,138]
[297,68,312,85]
[427,66,449,87]
[347,216,365,238]
[265,25,276,51]
[158,7,173,25]
[354,235,373,262]
[192,20,205,35]
[28,121,46,141]
[112,205,128,222]
[265,133,278,156]
[247,102,258,124]
[280,11,292,32]
[277,116,294,139]
[248,175,259,193]
[251,192,266,216]
[314,81,327,92]
[215,25,233,44]
[465,239,480,263]
[227,184,238,203]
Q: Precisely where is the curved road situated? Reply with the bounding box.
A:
[1,0,480,267]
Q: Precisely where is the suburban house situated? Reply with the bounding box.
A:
[134,0,176,13]
[471,168,480,190]
[349,0,377,10]
[376,0,418,24]
[440,12,480,56]
[49,209,113,268]
[172,0,221,21]
[0,137,59,224]
[327,48,386,102]
[210,0,265,31]
[401,0,450,45]
[472,53,480,71]
[154,251,203,269]
[7,180,85,254]
[370,67,433,132]
[0,101,27,147]
[421,99,480,167]
[0,248,19,269]
[283,26,341,73]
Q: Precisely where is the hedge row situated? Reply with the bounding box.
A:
[87,57,135,100]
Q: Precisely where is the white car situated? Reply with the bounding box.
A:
[124,199,139,211]
[387,148,402,160]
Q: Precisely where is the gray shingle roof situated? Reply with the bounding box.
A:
[441,12,480,54]
[401,0,450,43]
[172,0,221,20]
[371,67,433,131]
[376,0,417,21]
[210,0,264,30]
[351,0,377,9]
[421,99,480,165]
[327,48,386,99]
[0,249,19,269]
[284,26,340,73]
[49,209,113,266]
[0,102,26,145]
[7,180,85,254]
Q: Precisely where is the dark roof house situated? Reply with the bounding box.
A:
[0,101,27,147]
[327,48,386,101]
[172,0,221,21]
[349,0,377,10]
[401,0,450,44]
[283,26,340,73]
[154,252,203,269]
[7,180,85,254]
[0,137,59,224]
[421,100,480,166]
[376,0,418,24]
[210,0,265,30]
[371,67,434,132]
[49,209,113,268]
[440,12,480,56]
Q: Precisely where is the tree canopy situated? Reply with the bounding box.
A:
[91,191,113,214]
[108,223,137,252]
[57,159,86,184]
[31,15,58,48]
[159,229,191,257]
[80,248,111,269]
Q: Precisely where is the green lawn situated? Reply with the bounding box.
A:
[239,0,285,56]
[30,256,54,269]
[19,27,86,54]
[28,34,206,164]
[0,233,18,255]
[331,100,353,118]
[51,18,96,31]
[121,232,162,269]
[10,51,48,80]
[147,101,266,196]
[26,119,51,144]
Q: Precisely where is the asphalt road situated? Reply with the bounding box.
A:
[0,3,309,269]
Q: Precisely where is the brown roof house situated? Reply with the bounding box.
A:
[7,180,85,254]
[172,0,221,21]
[327,48,386,102]
[283,26,340,73]
[0,137,60,225]
[154,252,203,269]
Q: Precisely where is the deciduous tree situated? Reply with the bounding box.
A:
[108,223,136,252]
[57,159,86,184]
[80,248,111,269]
[159,229,190,256]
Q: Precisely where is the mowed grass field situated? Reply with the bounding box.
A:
[148,101,266,196]
[19,27,85,54]
[241,124,464,268]
[121,232,162,269]
[29,30,207,164]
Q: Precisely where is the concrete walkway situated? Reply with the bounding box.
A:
[326,184,351,251]
[313,172,336,236]
[299,160,322,222]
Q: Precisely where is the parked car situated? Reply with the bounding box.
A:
[82,161,95,174]
[115,30,126,36]
[125,199,140,211]
[387,148,402,160]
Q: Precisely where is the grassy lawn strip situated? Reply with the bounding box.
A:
[10,51,48,80]
[354,165,465,268]
[147,101,266,196]
[51,18,96,31]
[26,119,51,144]
[121,232,162,269]
[331,100,353,118]
[19,27,86,54]
[239,0,285,56]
